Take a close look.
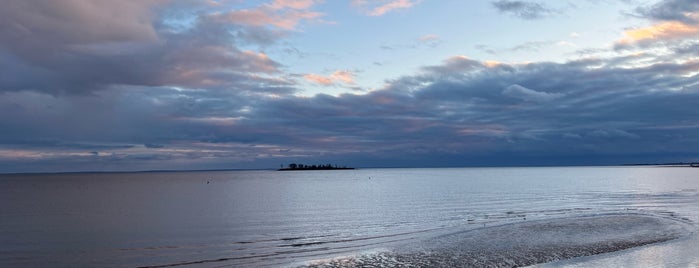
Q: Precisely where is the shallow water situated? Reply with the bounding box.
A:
[0,167,697,267]
[301,214,692,268]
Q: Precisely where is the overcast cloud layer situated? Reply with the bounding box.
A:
[1,0,698,172]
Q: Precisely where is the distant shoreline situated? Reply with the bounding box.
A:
[278,163,355,171]
[278,167,355,171]
[623,162,699,167]
[3,163,698,175]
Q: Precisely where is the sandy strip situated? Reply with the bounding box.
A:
[300,214,691,268]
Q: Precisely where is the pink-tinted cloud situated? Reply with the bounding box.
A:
[352,0,419,16]
[303,70,356,86]
[303,73,334,85]
[165,49,281,89]
[0,149,101,160]
[216,8,322,30]
[212,0,324,30]
[269,0,323,10]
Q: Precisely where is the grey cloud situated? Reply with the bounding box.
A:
[144,143,165,149]
[636,0,699,23]
[0,0,290,95]
[474,41,555,56]
[669,41,699,57]
[474,45,498,55]
[421,56,496,76]
[3,48,699,172]
[510,41,553,52]
[2,0,699,171]
[491,0,554,20]
[256,55,696,159]
[0,0,160,60]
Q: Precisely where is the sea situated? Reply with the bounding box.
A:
[1,166,698,267]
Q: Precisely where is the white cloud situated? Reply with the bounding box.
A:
[502,84,564,102]
[352,0,419,16]
[588,129,640,139]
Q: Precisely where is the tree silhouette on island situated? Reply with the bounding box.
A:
[278,163,354,171]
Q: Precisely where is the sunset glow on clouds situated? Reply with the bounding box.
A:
[617,14,699,48]
[304,70,356,86]
[212,2,324,30]
[0,0,698,172]
[351,0,419,16]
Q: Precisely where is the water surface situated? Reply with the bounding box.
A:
[0,167,697,267]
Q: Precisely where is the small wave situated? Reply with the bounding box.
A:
[278,228,437,248]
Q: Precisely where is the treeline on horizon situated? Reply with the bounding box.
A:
[278,163,353,170]
[623,162,699,166]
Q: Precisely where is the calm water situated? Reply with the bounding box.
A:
[1,167,698,267]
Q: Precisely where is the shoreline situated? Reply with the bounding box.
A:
[278,168,356,171]
[299,213,693,268]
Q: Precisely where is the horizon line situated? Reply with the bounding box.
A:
[2,162,695,176]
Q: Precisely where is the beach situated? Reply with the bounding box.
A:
[300,214,693,267]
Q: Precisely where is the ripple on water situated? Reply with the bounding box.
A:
[299,213,692,268]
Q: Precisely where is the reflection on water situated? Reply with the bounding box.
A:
[0,167,697,267]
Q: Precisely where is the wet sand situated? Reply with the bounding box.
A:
[300,214,692,268]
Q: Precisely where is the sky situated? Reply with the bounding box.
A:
[1,0,698,173]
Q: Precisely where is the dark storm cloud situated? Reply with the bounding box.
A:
[491,0,554,20]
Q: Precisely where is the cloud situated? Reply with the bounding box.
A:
[0,0,303,95]
[0,0,161,60]
[510,41,553,52]
[269,0,323,10]
[352,0,419,16]
[1,1,699,172]
[475,45,498,55]
[416,34,442,48]
[418,34,440,42]
[144,143,166,149]
[474,41,560,55]
[620,0,699,50]
[210,3,324,30]
[379,34,443,51]
[636,0,699,23]
[502,84,564,102]
[3,49,699,171]
[304,70,356,86]
[491,0,554,20]
[615,18,699,49]
[421,56,487,74]
[588,129,640,139]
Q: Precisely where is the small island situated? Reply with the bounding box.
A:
[278,163,355,171]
